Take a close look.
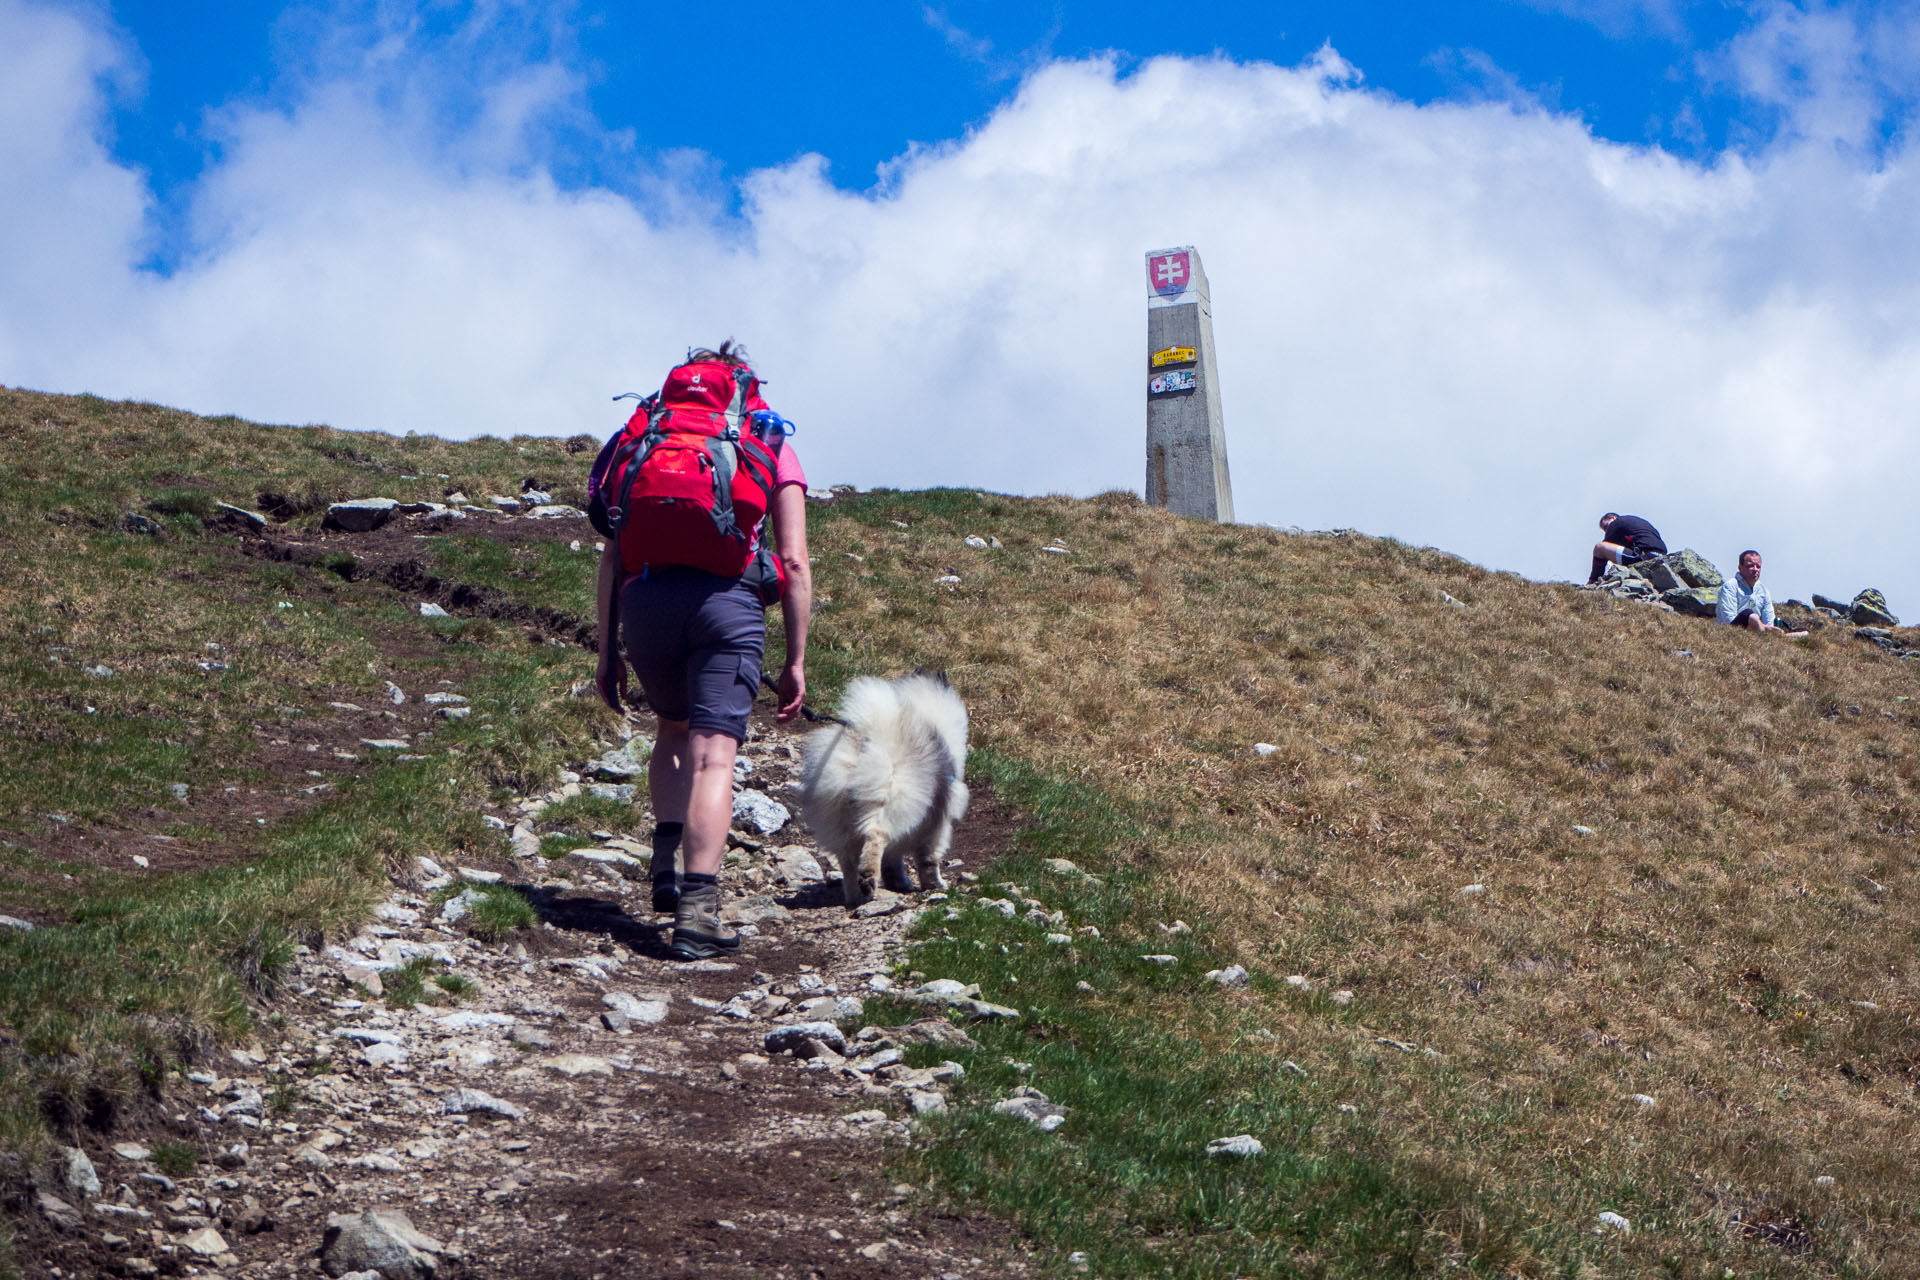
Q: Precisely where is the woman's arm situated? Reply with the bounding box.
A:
[769,484,811,722]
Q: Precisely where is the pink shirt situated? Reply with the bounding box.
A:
[773,441,806,490]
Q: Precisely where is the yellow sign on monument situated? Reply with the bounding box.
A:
[1151,346,1197,368]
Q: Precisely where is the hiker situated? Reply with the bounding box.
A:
[1716,550,1804,636]
[1587,512,1667,584]
[590,341,812,960]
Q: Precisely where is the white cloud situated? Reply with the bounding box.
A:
[4,1,1920,612]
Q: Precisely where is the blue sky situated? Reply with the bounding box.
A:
[111,1,1763,244]
[7,0,1920,610]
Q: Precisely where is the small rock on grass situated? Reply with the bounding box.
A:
[1205,965,1249,988]
[1206,1134,1264,1157]
[1596,1211,1631,1233]
[908,1091,948,1116]
[992,1089,1068,1132]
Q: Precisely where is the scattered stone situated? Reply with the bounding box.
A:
[323,499,400,533]
[1253,743,1279,757]
[1285,975,1310,991]
[1622,1094,1656,1108]
[1596,1211,1631,1233]
[908,1090,948,1116]
[1205,965,1249,988]
[853,894,907,919]
[0,915,33,931]
[541,1054,613,1078]
[524,504,586,519]
[1140,954,1177,965]
[63,1146,100,1198]
[440,1088,524,1121]
[112,1142,152,1161]
[1814,1175,1835,1188]
[419,602,450,618]
[422,692,467,706]
[454,867,501,883]
[964,535,990,548]
[587,741,649,781]
[36,1190,82,1231]
[1040,858,1085,877]
[1461,883,1487,896]
[178,1226,231,1257]
[321,1207,446,1279]
[1851,588,1900,627]
[435,1011,514,1031]
[1571,825,1595,836]
[438,888,488,924]
[1206,1134,1264,1157]
[587,782,636,804]
[361,738,411,751]
[1159,920,1191,936]
[602,992,669,1025]
[891,1020,981,1051]
[364,1042,408,1068]
[765,1023,848,1057]
[771,845,829,885]
[732,790,791,836]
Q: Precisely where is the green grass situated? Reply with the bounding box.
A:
[462,883,538,941]
[886,750,1569,1277]
[150,1140,198,1179]
[535,793,641,831]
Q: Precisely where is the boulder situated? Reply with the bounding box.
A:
[323,499,399,533]
[1660,586,1718,618]
[1812,593,1853,617]
[321,1207,446,1279]
[1636,549,1721,592]
[1852,589,1900,627]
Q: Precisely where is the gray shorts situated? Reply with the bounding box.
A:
[618,569,765,740]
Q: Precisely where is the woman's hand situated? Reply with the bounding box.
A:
[773,662,805,723]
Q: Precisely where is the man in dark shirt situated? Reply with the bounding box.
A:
[1588,512,1667,584]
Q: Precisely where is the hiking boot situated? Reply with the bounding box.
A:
[648,854,679,914]
[649,827,681,914]
[668,881,739,960]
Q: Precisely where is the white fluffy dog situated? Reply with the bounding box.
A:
[800,670,970,909]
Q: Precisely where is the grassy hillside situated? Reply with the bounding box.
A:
[3,386,1918,1276]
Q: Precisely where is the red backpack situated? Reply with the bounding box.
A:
[587,356,791,601]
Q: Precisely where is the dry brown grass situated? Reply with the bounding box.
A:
[810,488,1920,1274]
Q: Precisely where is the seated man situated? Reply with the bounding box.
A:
[1588,512,1667,584]
[1716,549,1807,636]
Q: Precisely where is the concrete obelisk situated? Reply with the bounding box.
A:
[1144,246,1234,522]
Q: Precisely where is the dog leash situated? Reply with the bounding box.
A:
[759,672,845,725]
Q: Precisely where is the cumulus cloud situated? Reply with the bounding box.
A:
[4,0,1920,609]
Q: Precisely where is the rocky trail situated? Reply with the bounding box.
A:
[25,708,1032,1279]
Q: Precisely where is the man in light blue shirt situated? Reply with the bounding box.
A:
[1716,550,1803,634]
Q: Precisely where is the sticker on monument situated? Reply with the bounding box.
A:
[1149,370,1197,395]
[1147,249,1193,300]
[1151,346,1196,368]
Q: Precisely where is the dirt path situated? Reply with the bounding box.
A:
[21,512,1033,1279]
